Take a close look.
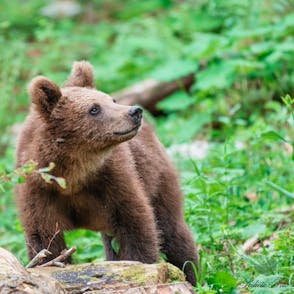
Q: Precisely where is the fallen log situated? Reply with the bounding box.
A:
[0,247,195,293]
[113,73,195,114]
[0,247,64,293]
[242,234,259,254]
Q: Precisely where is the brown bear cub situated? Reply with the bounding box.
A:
[15,61,198,285]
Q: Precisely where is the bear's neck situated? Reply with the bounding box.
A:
[51,147,112,195]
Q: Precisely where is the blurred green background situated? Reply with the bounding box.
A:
[0,0,294,293]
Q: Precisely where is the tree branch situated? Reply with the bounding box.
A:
[40,247,76,267]
[26,249,52,268]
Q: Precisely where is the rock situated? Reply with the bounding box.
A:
[167,140,209,160]
[0,248,195,293]
[41,1,82,19]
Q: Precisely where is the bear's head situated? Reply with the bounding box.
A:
[29,61,143,151]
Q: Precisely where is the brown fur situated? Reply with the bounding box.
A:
[15,61,198,285]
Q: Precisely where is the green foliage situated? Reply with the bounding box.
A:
[65,229,104,263]
[111,237,120,255]
[0,161,66,192]
[151,59,198,82]
[179,102,294,292]
[0,0,293,293]
[157,91,196,112]
[208,271,237,293]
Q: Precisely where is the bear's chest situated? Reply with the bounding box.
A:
[62,192,111,233]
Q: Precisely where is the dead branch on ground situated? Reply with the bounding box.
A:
[40,247,76,267]
[26,249,52,268]
[113,73,195,114]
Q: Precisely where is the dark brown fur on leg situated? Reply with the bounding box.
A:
[101,159,159,263]
[111,207,159,263]
[160,222,198,285]
[26,231,71,264]
[17,181,73,264]
[153,170,198,286]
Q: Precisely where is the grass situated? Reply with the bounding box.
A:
[0,0,293,293]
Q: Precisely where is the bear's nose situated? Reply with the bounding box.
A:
[129,106,143,124]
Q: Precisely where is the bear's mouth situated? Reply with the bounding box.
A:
[113,125,140,136]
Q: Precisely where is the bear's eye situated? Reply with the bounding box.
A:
[113,99,117,103]
[89,105,101,116]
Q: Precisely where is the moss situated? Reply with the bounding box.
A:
[119,265,149,284]
[117,263,185,285]
[45,261,186,290]
[166,263,186,283]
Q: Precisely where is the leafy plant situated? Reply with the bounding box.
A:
[0,161,66,191]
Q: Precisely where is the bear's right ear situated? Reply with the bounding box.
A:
[29,76,62,119]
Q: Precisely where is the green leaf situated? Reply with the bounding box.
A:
[38,162,55,173]
[157,112,211,145]
[40,173,53,184]
[157,91,195,112]
[111,238,120,255]
[150,59,198,82]
[284,13,294,27]
[249,41,274,55]
[195,60,235,91]
[209,271,237,292]
[232,59,264,75]
[282,94,294,110]
[241,223,266,240]
[252,287,294,294]
[17,177,26,184]
[229,26,272,38]
[249,274,283,288]
[160,252,167,260]
[55,177,67,189]
[245,255,277,275]
[265,180,294,199]
[40,173,66,189]
[21,161,37,174]
[184,33,228,59]
[260,131,287,142]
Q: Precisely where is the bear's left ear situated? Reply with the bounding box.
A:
[64,61,95,88]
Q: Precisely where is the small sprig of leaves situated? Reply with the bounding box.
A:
[0,160,36,192]
[38,162,66,189]
[259,94,294,161]
[282,94,294,118]
[0,160,66,191]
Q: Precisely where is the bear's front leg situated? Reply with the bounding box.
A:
[105,184,159,263]
[111,203,159,263]
[16,184,72,264]
[26,227,69,264]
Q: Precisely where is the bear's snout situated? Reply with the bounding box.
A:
[129,106,143,124]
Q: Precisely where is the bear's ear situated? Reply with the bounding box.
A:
[29,76,62,119]
[64,61,95,88]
